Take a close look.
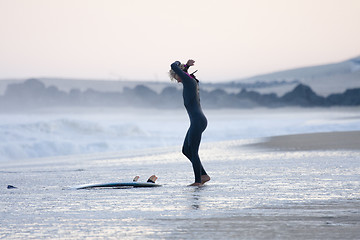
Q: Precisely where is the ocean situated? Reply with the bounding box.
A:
[1,107,360,162]
[1,107,360,239]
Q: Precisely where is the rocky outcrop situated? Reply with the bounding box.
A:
[0,79,359,111]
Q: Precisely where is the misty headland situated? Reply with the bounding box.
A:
[1,56,360,111]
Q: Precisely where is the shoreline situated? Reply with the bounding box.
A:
[249,130,360,151]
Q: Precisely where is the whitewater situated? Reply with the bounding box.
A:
[1,107,360,162]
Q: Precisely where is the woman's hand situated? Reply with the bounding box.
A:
[186,59,195,66]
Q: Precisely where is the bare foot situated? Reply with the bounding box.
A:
[201,175,211,184]
[188,182,203,187]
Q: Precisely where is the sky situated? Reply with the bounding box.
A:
[1,0,360,82]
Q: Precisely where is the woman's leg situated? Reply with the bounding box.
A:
[182,128,208,173]
[182,129,191,160]
[185,127,208,183]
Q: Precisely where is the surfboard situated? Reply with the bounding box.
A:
[74,182,161,189]
[73,175,161,189]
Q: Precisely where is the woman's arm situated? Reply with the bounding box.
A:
[171,61,193,84]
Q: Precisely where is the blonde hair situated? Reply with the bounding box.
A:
[169,63,186,81]
[169,69,176,81]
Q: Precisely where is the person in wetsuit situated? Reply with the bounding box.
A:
[170,59,210,186]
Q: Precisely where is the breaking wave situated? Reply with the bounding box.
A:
[1,109,360,161]
[0,118,152,161]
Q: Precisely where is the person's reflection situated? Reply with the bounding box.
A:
[190,186,205,210]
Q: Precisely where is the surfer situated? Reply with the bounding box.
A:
[169,59,210,186]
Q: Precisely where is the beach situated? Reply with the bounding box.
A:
[1,108,360,239]
[250,130,360,151]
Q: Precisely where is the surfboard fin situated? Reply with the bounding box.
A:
[147,175,158,183]
[133,176,140,182]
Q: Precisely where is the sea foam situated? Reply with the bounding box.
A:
[1,108,359,161]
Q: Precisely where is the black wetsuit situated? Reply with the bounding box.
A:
[171,61,208,183]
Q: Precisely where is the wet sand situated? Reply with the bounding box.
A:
[250,130,360,151]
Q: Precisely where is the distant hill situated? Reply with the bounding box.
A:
[0,79,359,111]
[229,56,360,96]
[0,78,176,95]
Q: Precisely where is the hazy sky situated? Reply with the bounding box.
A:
[1,0,360,82]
